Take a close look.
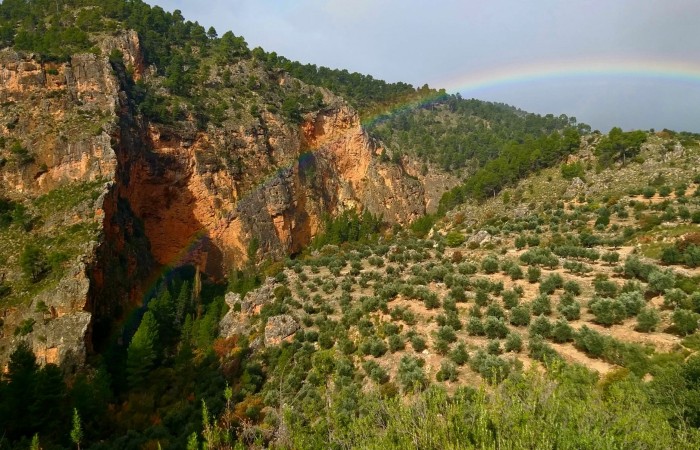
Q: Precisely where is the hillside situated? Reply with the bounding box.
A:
[0,0,584,368]
[250,132,700,384]
[0,0,450,368]
[195,132,700,440]
[1,1,700,449]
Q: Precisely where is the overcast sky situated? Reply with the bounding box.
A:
[153,0,700,132]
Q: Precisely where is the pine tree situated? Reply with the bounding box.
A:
[30,363,67,435]
[70,408,82,450]
[19,243,47,282]
[126,311,159,388]
[174,280,191,329]
[5,341,38,437]
[149,288,175,345]
[187,432,199,450]
[30,434,40,450]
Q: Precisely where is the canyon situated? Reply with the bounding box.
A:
[0,31,455,368]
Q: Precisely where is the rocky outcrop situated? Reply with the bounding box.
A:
[0,32,151,366]
[0,29,446,368]
[0,51,118,193]
[468,230,492,247]
[402,157,461,214]
[219,278,276,339]
[219,292,244,339]
[98,30,147,79]
[565,177,586,198]
[264,315,299,347]
[120,91,432,274]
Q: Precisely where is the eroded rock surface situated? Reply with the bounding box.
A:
[0,30,445,368]
[264,315,299,347]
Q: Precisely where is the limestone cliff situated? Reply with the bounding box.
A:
[127,97,429,276]
[0,32,158,367]
[0,31,441,367]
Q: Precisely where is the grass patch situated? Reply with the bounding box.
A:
[0,181,105,308]
[681,333,700,351]
[33,179,105,214]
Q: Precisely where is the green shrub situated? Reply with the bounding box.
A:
[449,342,469,365]
[436,337,456,355]
[484,317,509,339]
[558,293,581,321]
[617,291,645,316]
[510,305,532,327]
[574,325,606,357]
[602,252,620,265]
[593,275,618,298]
[661,246,683,265]
[672,309,699,336]
[397,355,427,392]
[436,311,462,330]
[623,256,654,281]
[363,360,389,384]
[410,334,427,352]
[563,280,581,296]
[445,231,465,247]
[532,294,552,316]
[505,332,523,352]
[528,335,561,363]
[481,256,499,274]
[487,340,502,355]
[485,303,505,320]
[589,297,626,326]
[467,317,486,336]
[508,264,523,280]
[502,290,520,309]
[561,161,585,180]
[437,326,457,343]
[529,315,552,338]
[474,289,489,307]
[469,351,512,384]
[642,186,656,199]
[527,266,541,283]
[551,318,575,343]
[388,334,405,353]
[14,318,36,336]
[647,269,676,295]
[436,360,459,382]
[360,336,388,357]
[685,246,700,268]
[636,308,660,332]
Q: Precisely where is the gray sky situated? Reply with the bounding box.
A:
[153,0,700,132]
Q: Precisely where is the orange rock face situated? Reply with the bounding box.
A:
[0,30,439,367]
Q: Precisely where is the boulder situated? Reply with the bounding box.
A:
[219,292,243,338]
[241,277,276,315]
[468,230,492,247]
[565,177,586,197]
[218,278,277,339]
[264,315,299,347]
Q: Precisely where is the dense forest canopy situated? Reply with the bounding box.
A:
[370,94,588,171]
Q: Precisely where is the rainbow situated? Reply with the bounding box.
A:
[130,56,700,320]
[438,57,700,94]
[118,231,209,340]
[362,57,700,130]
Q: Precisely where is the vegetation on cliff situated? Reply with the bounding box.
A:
[3,1,700,449]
